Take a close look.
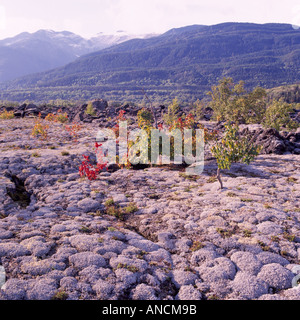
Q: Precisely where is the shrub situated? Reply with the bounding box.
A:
[210,122,262,189]
[32,113,49,140]
[45,113,57,122]
[64,122,82,142]
[124,203,138,214]
[104,199,124,220]
[56,110,69,123]
[0,109,15,120]
[51,291,68,300]
[105,198,115,207]
[106,205,124,220]
[45,109,68,123]
[78,143,107,180]
[85,102,97,116]
[79,225,92,233]
[190,241,204,251]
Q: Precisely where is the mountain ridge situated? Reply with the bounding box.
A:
[0,22,300,103]
[0,29,155,83]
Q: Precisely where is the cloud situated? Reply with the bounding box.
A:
[291,4,300,29]
[0,5,6,31]
[1,0,300,39]
[102,0,232,34]
[63,19,84,34]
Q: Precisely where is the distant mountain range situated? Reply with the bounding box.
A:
[0,22,299,103]
[0,30,155,83]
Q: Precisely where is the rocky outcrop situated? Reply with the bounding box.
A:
[1,100,168,127]
[72,100,109,123]
[240,127,300,155]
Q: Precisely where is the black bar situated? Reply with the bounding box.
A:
[0,300,296,319]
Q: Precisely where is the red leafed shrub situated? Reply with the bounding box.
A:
[65,122,82,143]
[79,143,108,180]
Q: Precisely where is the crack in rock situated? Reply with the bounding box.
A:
[6,174,31,208]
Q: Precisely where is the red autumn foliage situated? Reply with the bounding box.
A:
[79,143,108,180]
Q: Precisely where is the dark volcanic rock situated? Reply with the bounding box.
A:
[13,104,27,118]
[24,104,40,118]
[72,100,127,124]
[91,99,108,113]
[241,127,300,155]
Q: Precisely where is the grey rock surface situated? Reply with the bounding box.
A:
[0,118,300,300]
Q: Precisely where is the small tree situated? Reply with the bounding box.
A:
[240,87,267,124]
[210,122,262,189]
[264,99,299,131]
[207,77,245,122]
[163,98,180,126]
[208,77,267,124]
[137,108,154,132]
[135,108,155,164]
[192,99,206,121]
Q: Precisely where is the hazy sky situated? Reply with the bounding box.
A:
[0,0,300,39]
